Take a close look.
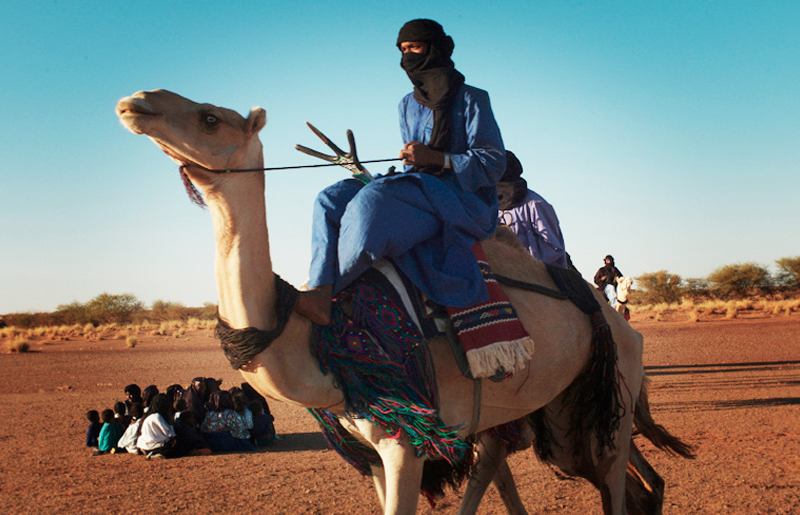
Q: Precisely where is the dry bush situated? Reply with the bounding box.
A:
[7,337,30,353]
[726,306,739,319]
[29,327,47,338]
[1,327,21,339]
[654,302,670,313]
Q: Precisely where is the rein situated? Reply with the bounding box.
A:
[180,157,401,175]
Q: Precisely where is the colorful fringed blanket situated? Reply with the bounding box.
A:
[308,267,471,476]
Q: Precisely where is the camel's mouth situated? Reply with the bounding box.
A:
[116,96,160,133]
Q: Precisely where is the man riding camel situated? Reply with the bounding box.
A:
[594,255,624,308]
[297,19,506,326]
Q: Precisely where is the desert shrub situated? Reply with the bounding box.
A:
[9,313,36,329]
[200,302,218,320]
[55,301,91,325]
[683,277,711,298]
[775,256,800,287]
[0,327,15,339]
[7,337,30,353]
[151,300,193,321]
[707,262,770,299]
[86,293,144,324]
[635,271,684,304]
[56,293,144,325]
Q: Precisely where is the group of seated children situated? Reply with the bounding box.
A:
[86,378,277,459]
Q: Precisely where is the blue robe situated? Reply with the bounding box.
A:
[308,84,505,307]
[500,190,568,268]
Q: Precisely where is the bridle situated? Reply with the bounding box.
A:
[179,157,401,175]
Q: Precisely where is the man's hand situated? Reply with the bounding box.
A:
[400,142,444,167]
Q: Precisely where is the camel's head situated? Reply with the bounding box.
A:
[616,276,633,302]
[116,90,267,204]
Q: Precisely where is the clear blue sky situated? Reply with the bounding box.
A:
[2,1,798,314]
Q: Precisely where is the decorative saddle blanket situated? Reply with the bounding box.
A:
[446,243,534,378]
[308,264,472,474]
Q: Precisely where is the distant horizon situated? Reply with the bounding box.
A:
[3,254,796,316]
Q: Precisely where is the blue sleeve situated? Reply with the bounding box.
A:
[449,87,505,193]
[523,200,567,266]
[398,87,506,193]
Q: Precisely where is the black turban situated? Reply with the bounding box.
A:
[397,19,465,173]
[498,151,528,210]
[396,19,454,57]
[500,151,524,182]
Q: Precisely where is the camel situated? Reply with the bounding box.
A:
[615,276,633,321]
[116,89,647,515]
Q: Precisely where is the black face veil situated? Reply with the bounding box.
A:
[397,19,465,157]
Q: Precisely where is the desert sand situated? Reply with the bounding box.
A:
[1,315,798,514]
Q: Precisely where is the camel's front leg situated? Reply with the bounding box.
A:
[371,465,387,512]
[376,436,425,515]
[350,418,424,515]
[458,434,528,515]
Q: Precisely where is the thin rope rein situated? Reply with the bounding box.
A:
[187,157,402,174]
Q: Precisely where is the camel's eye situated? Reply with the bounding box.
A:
[201,112,221,129]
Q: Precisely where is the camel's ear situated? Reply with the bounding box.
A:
[247,107,267,134]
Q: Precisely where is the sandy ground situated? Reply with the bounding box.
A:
[1,314,798,514]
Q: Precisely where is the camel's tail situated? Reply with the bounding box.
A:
[634,376,695,459]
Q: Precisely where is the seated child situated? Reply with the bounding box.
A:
[174,411,212,456]
[95,409,123,455]
[114,401,131,428]
[232,392,253,438]
[136,394,177,459]
[117,402,144,454]
[249,401,276,447]
[85,410,102,449]
[201,390,254,453]
[173,398,188,426]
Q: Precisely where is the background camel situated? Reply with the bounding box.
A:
[615,276,633,320]
[116,89,647,515]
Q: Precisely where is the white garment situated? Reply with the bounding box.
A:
[117,419,142,453]
[136,414,176,452]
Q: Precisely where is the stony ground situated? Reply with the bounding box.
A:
[1,314,798,514]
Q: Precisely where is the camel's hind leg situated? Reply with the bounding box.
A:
[457,434,528,515]
[591,411,635,515]
[625,440,665,515]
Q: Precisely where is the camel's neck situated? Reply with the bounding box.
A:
[204,173,276,331]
